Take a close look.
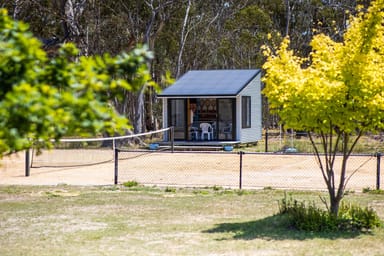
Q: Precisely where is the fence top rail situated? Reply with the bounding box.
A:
[116,148,239,155]
[115,148,377,157]
[55,127,172,143]
[243,152,376,157]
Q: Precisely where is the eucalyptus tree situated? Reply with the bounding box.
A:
[1,0,370,135]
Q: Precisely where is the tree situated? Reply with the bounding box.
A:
[262,0,384,216]
[0,9,155,156]
[1,0,368,134]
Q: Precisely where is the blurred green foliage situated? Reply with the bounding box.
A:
[0,9,156,156]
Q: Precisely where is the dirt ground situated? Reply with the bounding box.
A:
[0,149,380,191]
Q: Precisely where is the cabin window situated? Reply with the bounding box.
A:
[242,96,251,128]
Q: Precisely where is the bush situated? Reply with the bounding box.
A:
[122,180,139,187]
[278,195,381,232]
[338,202,382,231]
[362,187,384,194]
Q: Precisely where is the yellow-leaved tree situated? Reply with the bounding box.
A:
[262,0,384,216]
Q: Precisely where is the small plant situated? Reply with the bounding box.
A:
[193,190,210,195]
[344,189,355,195]
[235,189,252,196]
[363,187,384,194]
[338,202,382,231]
[103,186,120,191]
[122,180,139,188]
[45,191,62,198]
[278,194,382,232]
[212,185,223,191]
[165,187,176,193]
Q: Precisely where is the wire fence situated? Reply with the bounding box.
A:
[19,128,384,191]
[115,149,382,192]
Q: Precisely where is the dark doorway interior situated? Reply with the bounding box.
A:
[169,98,235,141]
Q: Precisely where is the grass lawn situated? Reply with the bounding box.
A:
[0,185,383,256]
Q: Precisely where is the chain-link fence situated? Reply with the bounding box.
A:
[243,130,384,154]
[115,149,382,192]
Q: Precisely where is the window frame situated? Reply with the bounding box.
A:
[241,96,251,128]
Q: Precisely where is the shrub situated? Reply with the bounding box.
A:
[338,202,382,231]
[165,187,176,193]
[278,194,381,232]
[122,180,139,187]
[362,187,384,194]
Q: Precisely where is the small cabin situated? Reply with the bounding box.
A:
[157,69,262,144]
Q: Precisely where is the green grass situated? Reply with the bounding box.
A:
[0,185,384,255]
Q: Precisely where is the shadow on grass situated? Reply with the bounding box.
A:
[203,214,365,241]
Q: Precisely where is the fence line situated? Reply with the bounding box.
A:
[115,149,382,191]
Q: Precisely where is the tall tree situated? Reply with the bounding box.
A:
[262,0,384,215]
[1,0,369,132]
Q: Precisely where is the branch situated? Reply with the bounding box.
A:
[347,130,363,157]
[319,195,330,212]
[343,130,365,190]
[309,132,330,187]
[337,132,350,199]
[320,131,335,189]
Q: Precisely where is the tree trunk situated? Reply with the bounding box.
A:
[133,0,170,134]
[310,129,363,217]
[309,131,345,217]
[284,0,290,37]
[61,0,88,56]
[176,0,191,79]
[134,86,146,134]
[12,0,21,19]
[133,2,156,134]
[329,194,342,216]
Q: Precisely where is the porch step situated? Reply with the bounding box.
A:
[171,145,224,151]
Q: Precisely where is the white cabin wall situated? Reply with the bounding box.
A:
[238,73,262,143]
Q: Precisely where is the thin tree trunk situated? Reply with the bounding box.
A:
[285,0,290,37]
[134,0,157,134]
[12,0,21,19]
[176,0,191,79]
[62,0,88,56]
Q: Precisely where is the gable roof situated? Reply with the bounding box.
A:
[158,69,261,98]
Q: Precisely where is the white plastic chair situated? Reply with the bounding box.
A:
[200,123,213,140]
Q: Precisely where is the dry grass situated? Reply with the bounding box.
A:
[0,185,383,256]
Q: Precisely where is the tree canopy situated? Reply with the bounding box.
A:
[1,0,367,130]
[262,0,384,215]
[263,1,384,135]
[0,8,155,156]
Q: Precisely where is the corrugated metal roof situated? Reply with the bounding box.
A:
[158,69,261,97]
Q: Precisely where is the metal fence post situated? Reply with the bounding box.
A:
[376,152,381,190]
[239,151,244,189]
[114,148,119,185]
[170,126,174,153]
[25,149,30,177]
